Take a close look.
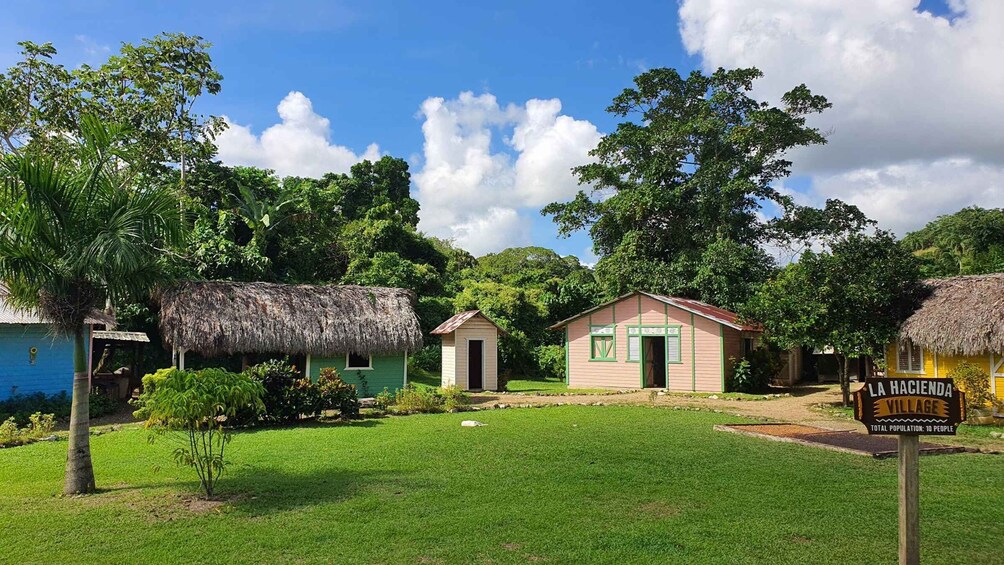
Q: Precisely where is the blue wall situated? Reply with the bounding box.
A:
[0,324,82,400]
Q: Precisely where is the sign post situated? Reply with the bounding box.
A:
[854,377,966,565]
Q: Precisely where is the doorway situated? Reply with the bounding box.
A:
[468,339,484,390]
[643,336,666,388]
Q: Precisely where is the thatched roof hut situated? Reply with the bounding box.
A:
[898,274,1004,356]
[158,281,423,357]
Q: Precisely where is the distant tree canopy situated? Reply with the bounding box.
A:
[901,207,1004,278]
[543,67,872,305]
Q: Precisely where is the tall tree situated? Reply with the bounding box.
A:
[0,117,185,493]
[0,35,224,181]
[544,67,870,302]
[745,231,924,406]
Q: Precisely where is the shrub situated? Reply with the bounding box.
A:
[383,385,471,414]
[88,388,119,419]
[409,345,441,373]
[441,386,470,412]
[948,362,994,418]
[390,385,445,414]
[317,368,360,420]
[0,412,55,448]
[534,345,566,381]
[142,367,265,498]
[132,368,179,420]
[729,347,782,393]
[243,360,303,423]
[0,391,71,426]
[374,388,394,410]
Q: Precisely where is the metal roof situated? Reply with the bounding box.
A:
[92,330,150,343]
[547,291,759,332]
[430,310,508,336]
[0,290,116,326]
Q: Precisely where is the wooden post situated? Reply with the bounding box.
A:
[898,435,920,565]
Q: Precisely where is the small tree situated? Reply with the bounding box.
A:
[746,231,923,406]
[143,368,264,498]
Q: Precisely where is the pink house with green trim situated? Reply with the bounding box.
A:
[548,292,761,392]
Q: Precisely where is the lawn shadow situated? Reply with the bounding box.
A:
[233,417,387,437]
[222,464,418,515]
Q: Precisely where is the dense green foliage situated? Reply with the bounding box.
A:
[142,367,264,497]
[947,362,995,417]
[0,391,118,427]
[543,67,871,305]
[746,231,924,405]
[729,347,784,394]
[901,206,1004,277]
[1,407,1001,563]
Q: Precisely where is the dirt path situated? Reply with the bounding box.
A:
[470,384,863,431]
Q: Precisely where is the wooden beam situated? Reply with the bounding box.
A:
[898,435,920,565]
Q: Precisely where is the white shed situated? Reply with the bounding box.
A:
[431,310,505,391]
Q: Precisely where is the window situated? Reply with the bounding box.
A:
[591,336,615,360]
[667,335,682,363]
[742,337,755,356]
[627,335,640,362]
[897,340,923,373]
[346,352,372,370]
[589,325,616,360]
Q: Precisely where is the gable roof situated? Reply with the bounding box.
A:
[547,291,758,332]
[158,281,423,356]
[430,310,509,336]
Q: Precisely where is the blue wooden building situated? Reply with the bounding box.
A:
[0,292,115,401]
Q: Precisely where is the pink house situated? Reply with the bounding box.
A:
[549,291,761,392]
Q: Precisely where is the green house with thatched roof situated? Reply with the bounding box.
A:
[158,281,423,396]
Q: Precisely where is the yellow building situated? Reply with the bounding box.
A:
[886,274,1004,406]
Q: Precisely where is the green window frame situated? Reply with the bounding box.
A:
[589,325,616,361]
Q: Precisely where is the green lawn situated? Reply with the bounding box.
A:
[2,406,1001,564]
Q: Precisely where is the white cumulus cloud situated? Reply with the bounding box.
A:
[679,0,1004,235]
[414,92,601,256]
[215,91,381,178]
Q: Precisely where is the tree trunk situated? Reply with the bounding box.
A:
[838,353,851,408]
[64,328,95,494]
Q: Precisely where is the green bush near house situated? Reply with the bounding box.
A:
[317,368,361,420]
[948,361,995,420]
[533,344,566,381]
[384,384,470,414]
[729,347,783,393]
[1,390,117,427]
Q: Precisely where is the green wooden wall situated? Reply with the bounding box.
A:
[310,353,406,396]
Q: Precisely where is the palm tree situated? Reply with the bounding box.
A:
[0,116,184,494]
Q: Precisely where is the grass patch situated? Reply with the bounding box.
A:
[1,406,1002,564]
[505,377,611,395]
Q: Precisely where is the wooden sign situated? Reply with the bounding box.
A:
[854,377,966,435]
[854,377,967,565]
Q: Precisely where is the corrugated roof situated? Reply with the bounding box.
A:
[0,291,115,326]
[430,310,508,336]
[547,291,759,332]
[92,330,150,343]
[647,294,760,332]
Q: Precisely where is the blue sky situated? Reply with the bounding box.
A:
[3,0,1000,261]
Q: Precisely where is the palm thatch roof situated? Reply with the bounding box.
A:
[898,274,1004,356]
[158,281,423,357]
